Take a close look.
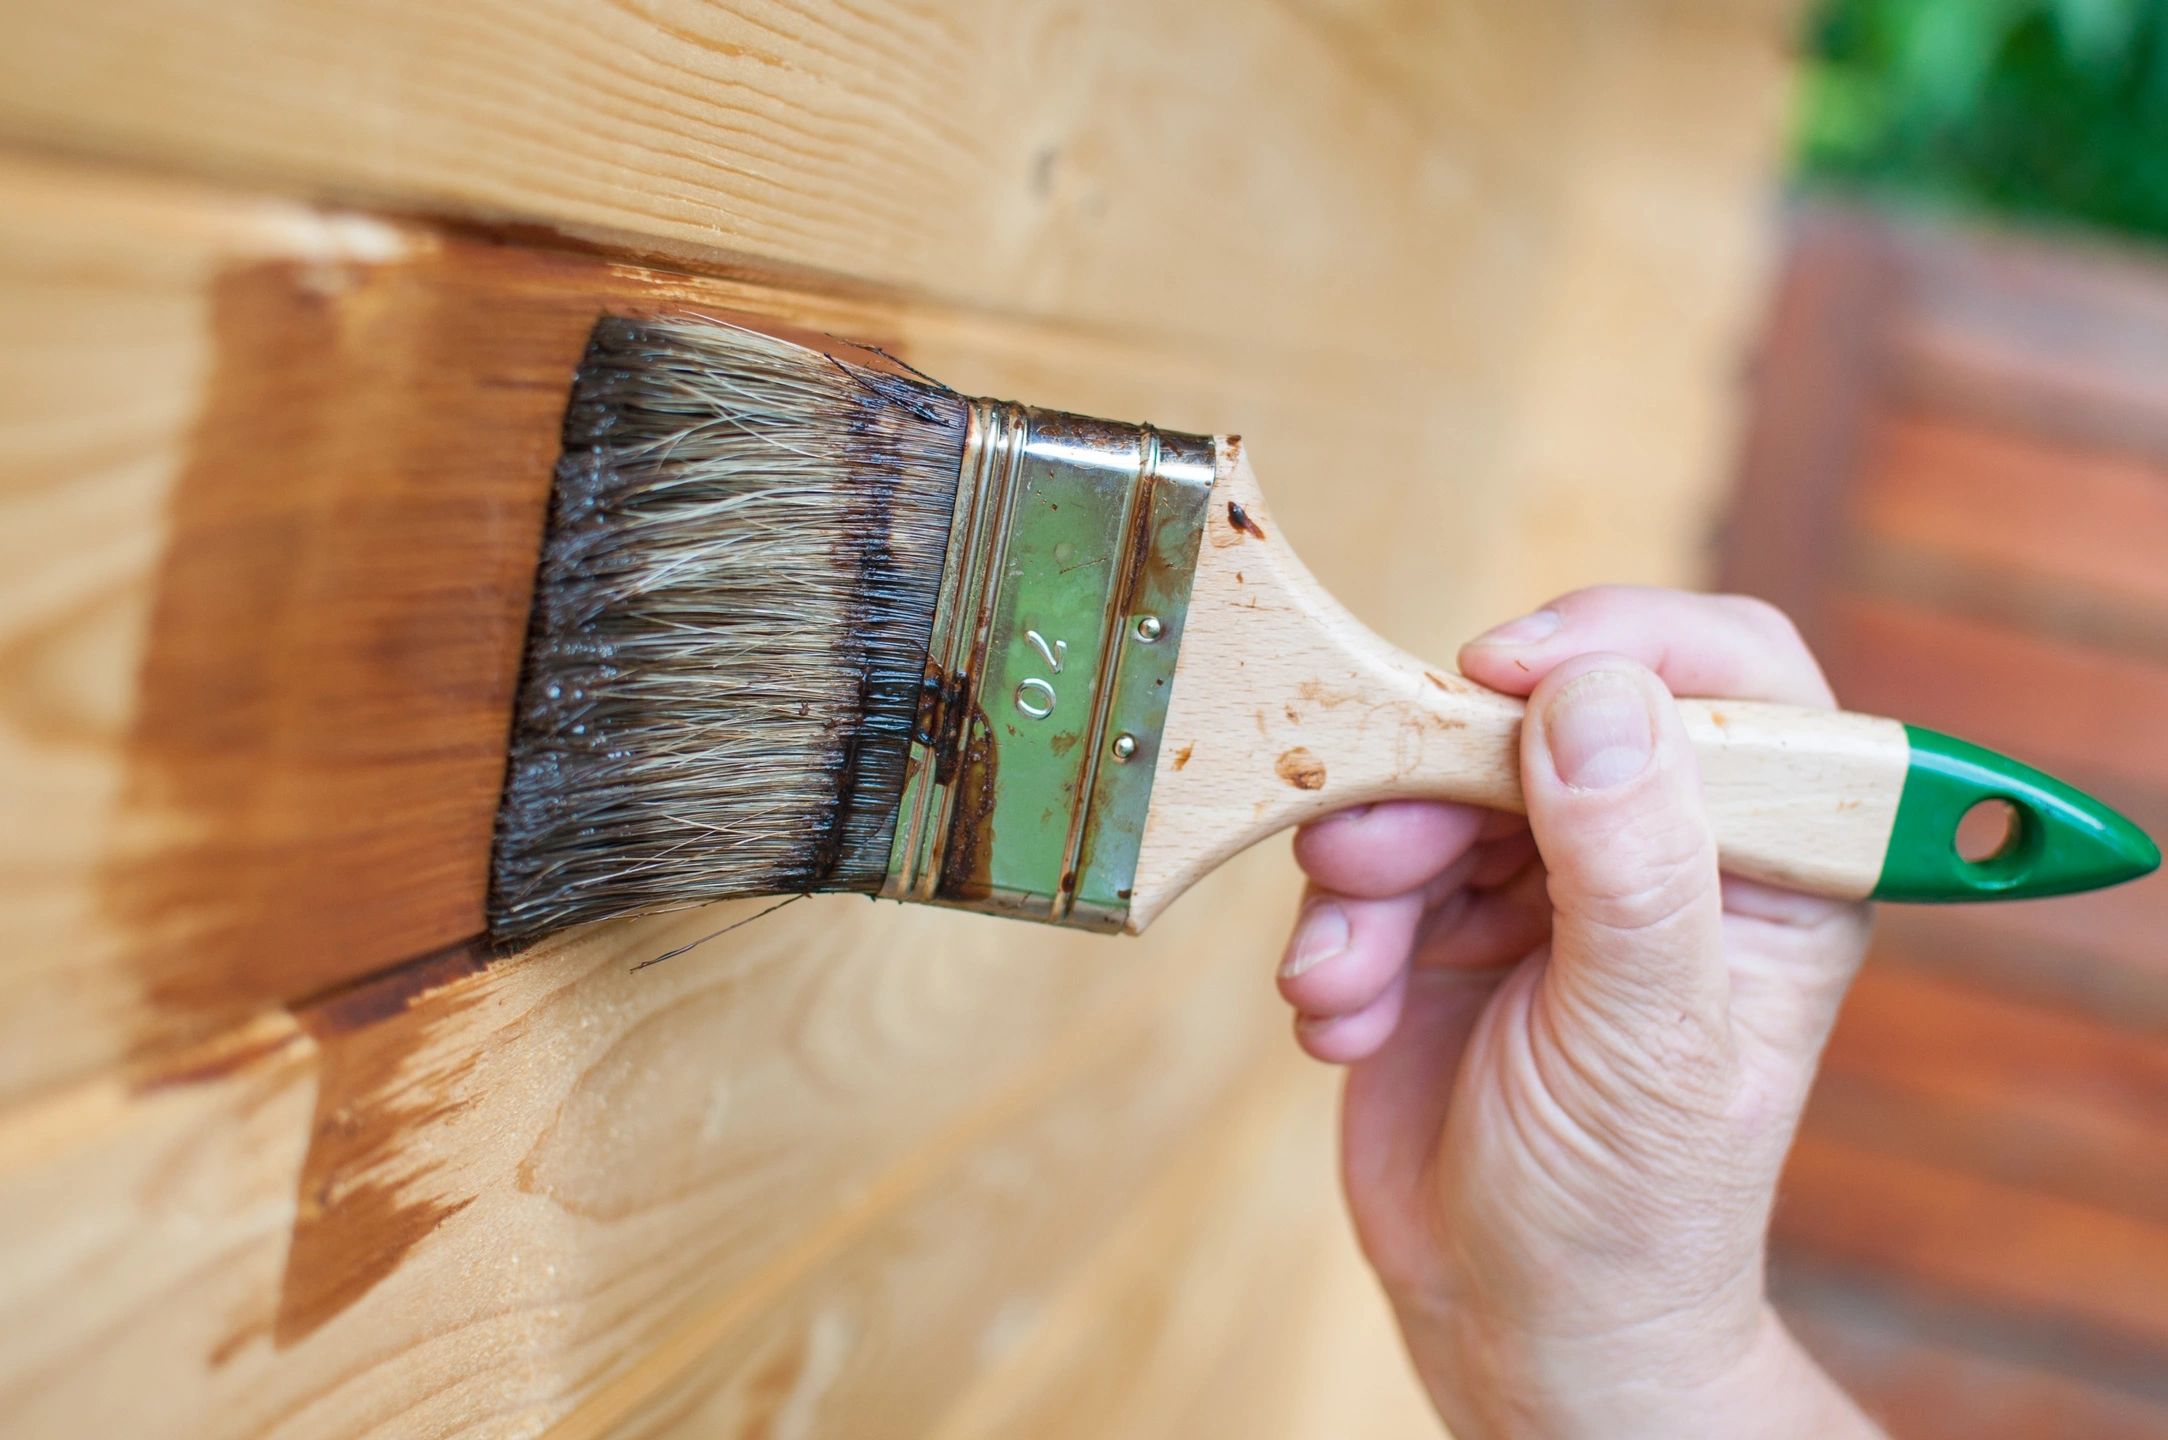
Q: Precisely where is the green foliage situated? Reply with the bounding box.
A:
[1799,0,2168,241]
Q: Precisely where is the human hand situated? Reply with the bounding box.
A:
[1276,587,1886,1439]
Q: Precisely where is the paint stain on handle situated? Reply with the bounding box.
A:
[1275,747,1326,791]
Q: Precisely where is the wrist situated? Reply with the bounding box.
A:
[1404,1299,1884,1440]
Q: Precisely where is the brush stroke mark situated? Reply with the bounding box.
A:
[276,939,495,1345]
[95,243,601,1069]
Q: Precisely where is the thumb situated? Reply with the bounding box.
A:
[1521,655,1731,1070]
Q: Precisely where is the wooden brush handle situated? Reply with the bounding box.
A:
[1124,446,2155,931]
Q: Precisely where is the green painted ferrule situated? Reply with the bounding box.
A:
[1873,725,2161,902]
[881,402,1214,930]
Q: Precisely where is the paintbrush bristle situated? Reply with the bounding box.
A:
[488,317,967,943]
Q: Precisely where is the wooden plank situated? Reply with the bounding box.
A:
[0,160,454,1102]
[589,1049,1422,1440]
[0,1015,314,1434]
[1272,0,1580,181]
[1280,1,1808,195]
[0,158,864,1098]
[552,924,1296,1440]
[1728,203,2168,632]
[915,1059,1446,1440]
[0,0,1528,362]
[0,878,1294,1438]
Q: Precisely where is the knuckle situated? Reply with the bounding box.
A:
[1715,593,1835,704]
[1552,582,1642,617]
[1718,593,1805,648]
[1282,960,1371,1016]
[1564,866,1710,939]
[1553,811,1717,934]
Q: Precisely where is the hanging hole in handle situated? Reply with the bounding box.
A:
[1956,797,2020,864]
[1954,795,2041,889]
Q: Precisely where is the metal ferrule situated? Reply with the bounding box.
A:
[882,401,1214,930]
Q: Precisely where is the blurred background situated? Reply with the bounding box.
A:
[0,2,2160,1438]
[1732,5,2168,1437]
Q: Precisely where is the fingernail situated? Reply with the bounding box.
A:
[1469,609,1562,648]
[1280,900,1350,980]
[1545,667,1656,790]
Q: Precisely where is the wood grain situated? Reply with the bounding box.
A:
[593,1025,1344,1440]
[0,161,448,1102]
[0,1013,313,1431]
[0,887,1284,1437]
[0,0,1505,362]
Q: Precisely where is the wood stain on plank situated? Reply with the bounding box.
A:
[97,238,626,1066]
[96,235,933,1077]
[85,234,954,1343]
[277,939,495,1344]
[87,237,742,1339]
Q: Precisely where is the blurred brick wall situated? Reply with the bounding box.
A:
[1725,204,2168,1439]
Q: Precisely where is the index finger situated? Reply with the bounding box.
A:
[1457,585,1836,709]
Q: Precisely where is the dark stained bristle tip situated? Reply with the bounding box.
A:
[488,318,968,944]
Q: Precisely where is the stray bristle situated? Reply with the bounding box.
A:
[488,317,967,943]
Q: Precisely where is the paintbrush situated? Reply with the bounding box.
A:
[487,318,2159,944]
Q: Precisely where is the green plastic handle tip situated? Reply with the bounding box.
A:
[1874,726,2161,903]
